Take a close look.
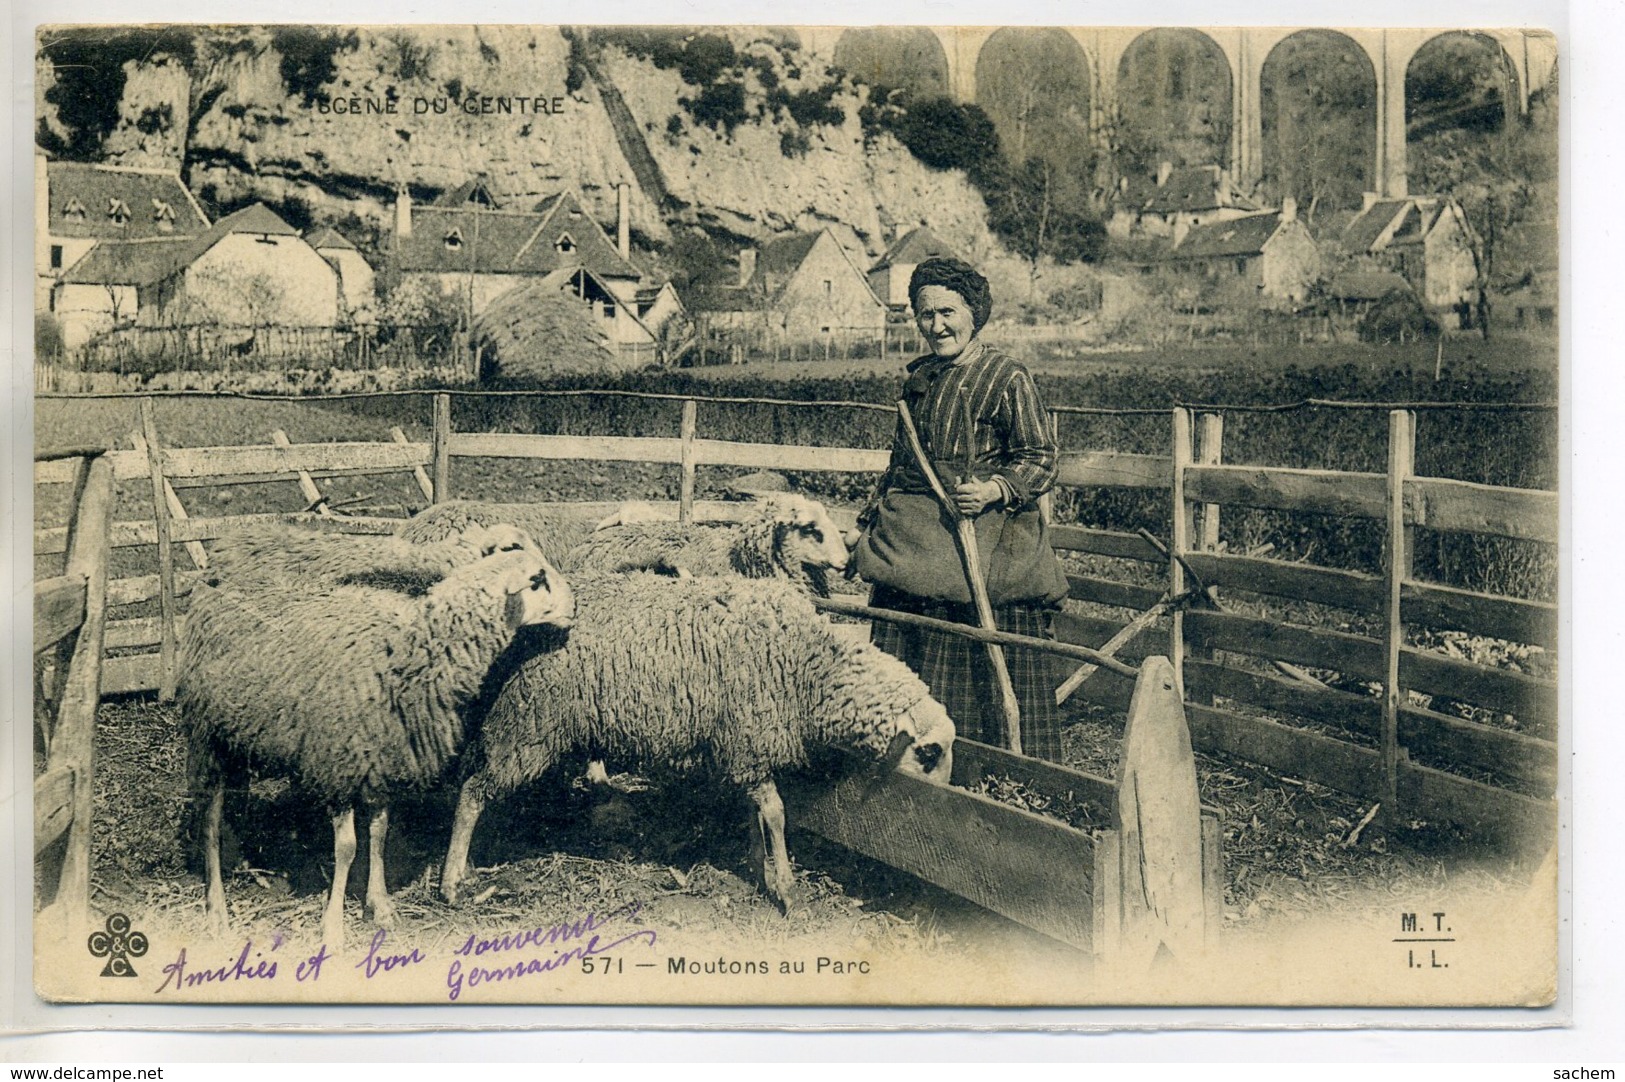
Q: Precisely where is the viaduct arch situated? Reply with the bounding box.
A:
[806,27,1556,199]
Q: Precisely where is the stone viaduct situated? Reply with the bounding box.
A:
[799,27,1558,198]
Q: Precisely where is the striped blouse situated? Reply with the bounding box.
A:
[865,341,1058,516]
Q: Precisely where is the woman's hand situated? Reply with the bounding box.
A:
[952,478,1004,517]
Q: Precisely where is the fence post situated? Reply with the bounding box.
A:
[678,398,698,524]
[52,453,114,931]
[272,429,327,513]
[393,426,436,504]
[139,398,178,701]
[1169,408,1193,700]
[1383,409,1417,821]
[1186,412,1224,705]
[431,393,452,504]
[1040,409,1060,525]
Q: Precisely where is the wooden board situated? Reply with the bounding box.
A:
[1049,525,1164,562]
[951,737,1118,812]
[1056,451,1171,490]
[1183,610,1386,682]
[35,766,76,857]
[450,431,684,464]
[1180,552,1385,614]
[35,575,88,652]
[1399,649,1558,737]
[1405,477,1557,543]
[1401,581,1558,649]
[788,762,1102,953]
[1067,574,1165,611]
[1184,465,1387,519]
[1116,657,1206,967]
[691,438,887,474]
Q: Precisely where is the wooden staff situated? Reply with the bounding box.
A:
[895,398,1024,755]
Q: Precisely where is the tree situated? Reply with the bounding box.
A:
[1260,31,1377,217]
[983,156,1108,289]
[1409,70,1557,336]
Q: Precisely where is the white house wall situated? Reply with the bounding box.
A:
[776,236,887,338]
[52,282,139,347]
[178,233,339,326]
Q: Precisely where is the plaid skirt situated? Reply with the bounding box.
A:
[867,584,1064,763]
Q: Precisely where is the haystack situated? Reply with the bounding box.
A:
[474,277,628,382]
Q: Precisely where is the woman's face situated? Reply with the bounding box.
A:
[913,285,978,359]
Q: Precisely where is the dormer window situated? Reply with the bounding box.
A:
[107,198,131,225]
[554,233,577,255]
[444,228,464,250]
[62,197,87,222]
[152,198,176,233]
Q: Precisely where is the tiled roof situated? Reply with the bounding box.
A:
[56,238,195,287]
[394,191,639,279]
[1332,198,1449,253]
[871,226,959,271]
[306,226,357,251]
[752,231,822,290]
[46,161,211,241]
[1142,165,1257,215]
[59,203,299,286]
[1167,211,1285,260]
[434,178,501,208]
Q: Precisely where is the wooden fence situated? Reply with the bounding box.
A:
[33,392,1558,844]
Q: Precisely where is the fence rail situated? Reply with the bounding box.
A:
[33,392,1558,843]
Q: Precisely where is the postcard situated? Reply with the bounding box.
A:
[27,22,1558,1009]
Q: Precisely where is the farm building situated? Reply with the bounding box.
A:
[1343,194,1478,327]
[307,227,376,322]
[695,228,888,355]
[1108,163,1259,244]
[35,153,211,313]
[389,181,666,350]
[867,226,962,307]
[51,203,340,347]
[1158,201,1322,304]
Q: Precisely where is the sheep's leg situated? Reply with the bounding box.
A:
[323,807,357,949]
[585,760,611,786]
[747,779,797,913]
[441,781,487,905]
[203,784,228,937]
[364,804,396,929]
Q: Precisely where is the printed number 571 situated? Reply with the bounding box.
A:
[582,957,623,975]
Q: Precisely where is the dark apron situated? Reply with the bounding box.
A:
[853,490,1068,608]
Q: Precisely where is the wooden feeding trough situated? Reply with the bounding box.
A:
[787,646,1224,968]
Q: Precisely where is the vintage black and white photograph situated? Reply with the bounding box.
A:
[27,22,1559,1007]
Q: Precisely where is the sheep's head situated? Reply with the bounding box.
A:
[443,549,575,631]
[462,522,544,560]
[762,494,849,590]
[885,695,956,785]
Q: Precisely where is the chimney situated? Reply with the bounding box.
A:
[616,182,631,261]
[738,248,757,288]
[394,187,413,238]
[1280,196,1297,223]
[1156,161,1173,187]
[1361,191,1379,212]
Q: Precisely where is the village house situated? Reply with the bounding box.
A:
[1109,162,1259,245]
[1342,193,1478,327]
[389,180,673,350]
[307,227,376,321]
[867,226,962,308]
[35,153,211,313]
[1157,200,1322,305]
[698,228,887,351]
[52,203,340,346]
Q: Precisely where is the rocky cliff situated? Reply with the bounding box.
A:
[36,26,997,267]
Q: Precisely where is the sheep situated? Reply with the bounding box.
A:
[564,493,850,596]
[395,500,661,559]
[206,519,541,594]
[179,548,576,946]
[439,573,956,912]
